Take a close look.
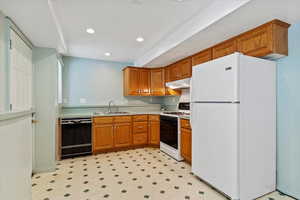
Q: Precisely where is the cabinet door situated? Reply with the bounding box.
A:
[181,128,191,163]
[123,68,140,96]
[237,24,272,57]
[114,122,132,148]
[150,69,165,96]
[178,58,192,79]
[192,48,212,66]
[149,121,160,145]
[139,69,150,96]
[170,64,181,81]
[164,66,171,83]
[212,39,237,59]
[93,124,114,151]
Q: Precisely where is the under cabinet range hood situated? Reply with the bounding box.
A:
[166,78,190,89]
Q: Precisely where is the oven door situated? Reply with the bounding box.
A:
[160,115,178,149]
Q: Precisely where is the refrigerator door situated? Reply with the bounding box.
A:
[191,102,239,199]
[191,53,240,102]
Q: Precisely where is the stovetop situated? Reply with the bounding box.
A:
[162,111,190,116]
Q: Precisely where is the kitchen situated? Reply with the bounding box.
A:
[0,0,300,200]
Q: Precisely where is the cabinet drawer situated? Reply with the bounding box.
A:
[114,116,132,123]
[133,122,148,133]
[93,117,113,124]
[133,115,148,122]
[133,133,148,145]
[149,115,160,121]
[180,119,191,130]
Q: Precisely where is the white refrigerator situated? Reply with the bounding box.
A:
[191,53,276,200]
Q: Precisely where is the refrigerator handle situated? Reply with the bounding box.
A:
[190,102,194,131]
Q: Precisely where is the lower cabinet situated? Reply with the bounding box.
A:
[133,133,148,145]
[92,115,160,154]
[148,115,160,145]
[114,122,132,148]
[93,124,114,151]
[180,119,192,163]
[133,115,148,145]
[93,116,132,153]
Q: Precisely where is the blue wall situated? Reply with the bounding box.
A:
[62,56,163,106]
[277,22,300,199]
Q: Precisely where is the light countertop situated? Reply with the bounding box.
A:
[60,111,190,120]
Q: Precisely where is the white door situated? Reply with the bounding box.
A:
[191,102,239,199]
[191,53,240,102]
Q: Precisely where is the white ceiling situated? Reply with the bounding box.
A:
[0,0,300,66]
[143,0,300,67]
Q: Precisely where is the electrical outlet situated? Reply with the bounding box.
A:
[80,98,87,104]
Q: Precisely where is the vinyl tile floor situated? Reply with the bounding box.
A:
[32,148,295,200]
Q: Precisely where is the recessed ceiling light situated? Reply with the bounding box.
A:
[104,52,111,56]
[86,28,95,34]
[136,37,144,42]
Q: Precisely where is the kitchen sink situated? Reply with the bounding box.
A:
[93,111,130,115]
[106,111,129,114]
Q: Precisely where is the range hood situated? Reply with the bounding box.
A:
[166,78,190,89]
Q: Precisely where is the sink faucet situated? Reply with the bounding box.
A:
[108,100,114,113]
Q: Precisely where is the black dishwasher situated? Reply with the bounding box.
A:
[61,118,92,159]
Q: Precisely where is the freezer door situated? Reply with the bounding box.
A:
[191,102,239,199]
[191,53,239,102]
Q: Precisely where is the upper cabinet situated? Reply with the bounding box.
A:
[192,48,212,66]
[212,39,237,59]
[169,63,181,81]
[139,69,151,96]
[123,20,290,97]
[237,20,290,59]
[123,67,180,96]
[178,58,192,79]
[168,57,192,82]
[191,19,289,67]
[123,67,150,96]
[150,68,165,96]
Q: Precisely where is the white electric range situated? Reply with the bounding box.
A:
[160,102,190,161]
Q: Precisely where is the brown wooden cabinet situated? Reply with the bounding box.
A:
[133,115,148,145]
[178,58,192,79]
[123,67,140,96]
[148,115,160,146]
[150,68,165,96]
[237,20,290,59]
[168,58,192,82]
[170,63,181,81]
[93,124,114,151]
[192,48,212,66]
[114,122,132,148]
[139,69,150,96]
[93,116,132,153]
[164,66,171,83]
[180,118,192,163]
[164,67,181,96]
[123,67,150,96]
[123,20,289,96]
[123,67,179,96]
[212,39,237,59]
